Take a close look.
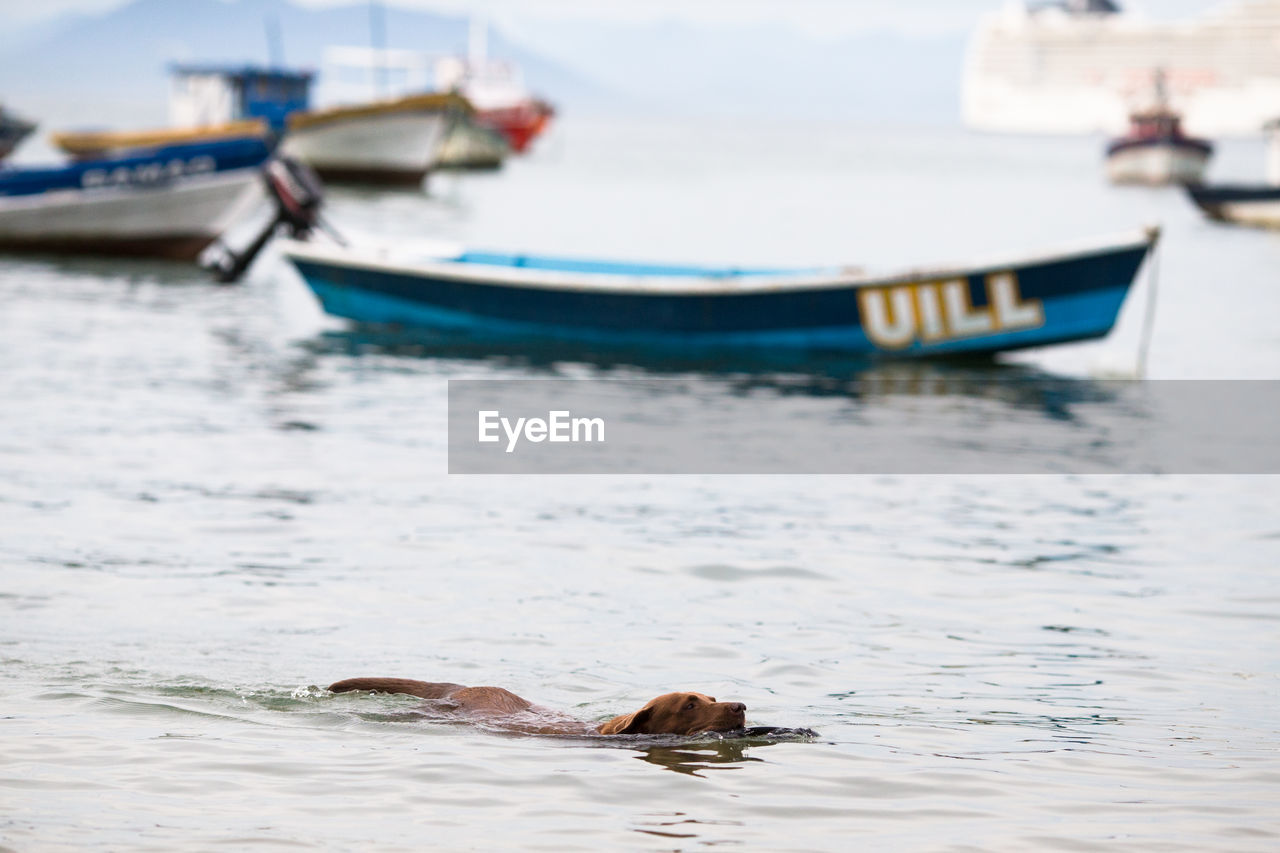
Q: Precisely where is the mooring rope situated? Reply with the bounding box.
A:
[1136,238,1160,379]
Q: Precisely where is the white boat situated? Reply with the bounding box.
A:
[279,93,466,185]
[435,115,508,170]
[168,63,465,185]
[1186,120,1280,228]
[1188,184,1280,228]
[1105,74,1213,185]
[320,29,554,158]
[0,137,269,259]
[964,0,1280,136]
[1107,143,1211,186]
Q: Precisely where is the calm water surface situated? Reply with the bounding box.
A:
[1,119,1278,851]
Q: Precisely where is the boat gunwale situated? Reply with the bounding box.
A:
[287,93,471,132]
[50,120,270,156]
[0,166,262,213]
[279,226,1160,297]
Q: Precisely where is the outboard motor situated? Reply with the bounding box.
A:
[202,156,332,284]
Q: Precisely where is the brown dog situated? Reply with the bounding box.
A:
[328,677,747,736]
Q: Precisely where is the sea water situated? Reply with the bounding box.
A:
[1,117,1278,851]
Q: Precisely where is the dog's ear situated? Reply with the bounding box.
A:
[598,706,653,735]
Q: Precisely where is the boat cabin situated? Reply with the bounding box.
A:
[1126,109,1186,142]
[170,65,314,134]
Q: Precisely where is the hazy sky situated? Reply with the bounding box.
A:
[0,0,1230,38]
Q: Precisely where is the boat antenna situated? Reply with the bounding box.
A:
[265,14,285,67]
[1153,67,1168,109]
[469,16,488,66]
[369,1,388,99]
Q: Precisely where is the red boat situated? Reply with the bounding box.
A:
[435,21,555,155]
[476,99,555,153]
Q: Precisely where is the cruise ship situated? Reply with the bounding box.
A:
[963,0,1280,135]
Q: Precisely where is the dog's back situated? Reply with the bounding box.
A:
[329,678,463,700]
[328,677,590,735]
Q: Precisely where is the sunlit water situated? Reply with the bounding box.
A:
[1,118,1278,851]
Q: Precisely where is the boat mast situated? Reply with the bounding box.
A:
[369,1,388,99]
[469,16,487,69]
[265,13,285,67]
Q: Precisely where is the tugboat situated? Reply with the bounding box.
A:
[1106,70,1213,186]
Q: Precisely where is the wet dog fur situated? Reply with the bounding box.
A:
[327,677,747,736]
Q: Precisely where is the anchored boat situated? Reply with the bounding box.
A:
[1187,185,1280,229]
[1186,119,1280,229]
[0,135,270,259]
[277,228,1159,358]
[168,64,466,186]
[434,23,555,155]
[0,106,35,161]
[280,92,469,185]
[1106,72,1213,185]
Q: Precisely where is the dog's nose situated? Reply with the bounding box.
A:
[729,703,746,714]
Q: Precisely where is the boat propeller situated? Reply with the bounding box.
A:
[202,155,341,284]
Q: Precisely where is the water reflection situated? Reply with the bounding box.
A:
[2,252,213,284]
[630,812,744,841]
[300,327,1123,423]
[633,739,766,776]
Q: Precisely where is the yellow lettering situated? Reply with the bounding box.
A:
[987,272,1043,331]
[941,279,994,336]
[859,286,916,349]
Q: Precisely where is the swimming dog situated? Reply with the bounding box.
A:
[328,677,747,736]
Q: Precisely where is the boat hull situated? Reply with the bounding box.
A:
[0,137,269,260]
[476,101,553,153]
[435,119,509,170]
[1106,141,1211,185]
[282,230,1157,358]
[281,107,452,185]
[1187,185,1280,229]
[0,170,264,260]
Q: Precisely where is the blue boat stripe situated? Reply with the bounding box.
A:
[301,277,1130,356]
[0,137,270,198]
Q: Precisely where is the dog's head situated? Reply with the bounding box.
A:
[598,692,747,735]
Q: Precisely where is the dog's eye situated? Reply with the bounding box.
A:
[684,701,696,710]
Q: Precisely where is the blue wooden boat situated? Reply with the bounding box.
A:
[279,227,1159,357]
[0,135,270,259]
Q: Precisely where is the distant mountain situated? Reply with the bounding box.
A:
[0,0,966,132]
[0,0,617,129]
[513,17,968,123]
